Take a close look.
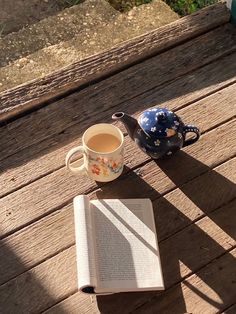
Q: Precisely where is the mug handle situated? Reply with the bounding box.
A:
[65,146,86,174]
[183,125,200,147]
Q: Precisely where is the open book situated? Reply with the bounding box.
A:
[74,195,164,294]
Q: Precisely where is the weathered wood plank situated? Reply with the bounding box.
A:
[0,246,78,314]
[0,204,73,286]
[51,200,236,314]
[155,180,236,242]
[97,156,236,239]
[0,118,235,238]
[0,3,230,122]
[1,77,236,199]
[1,51,236,188]
[223,304,236,314]
[159,201,236,289]
[43,294,98,314]
[1,23,236,161]
[132,248,236,314]
[1,198,235,314]
[127,51,236,111]
[92,152,236,204]
[0,156,235,287]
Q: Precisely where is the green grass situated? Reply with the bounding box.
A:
[107,0,218,15]
[107,0,152,11]
[164,0,218,16]
[62,0,218,16]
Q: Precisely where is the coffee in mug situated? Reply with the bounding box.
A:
[65,124,124,182]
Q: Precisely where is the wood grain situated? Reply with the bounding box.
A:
[43,293,99,314]
[0,246,78,314]
[0,3,230,123]
[132,248,236,314]
[126,51,236,111]
[0,204,74,285]
[1,23,236,162]
[159,201,236,288]
[41,199,236,314]
[223,304,236,314]
[0,9,235,313]
[92,151,236,202]
[1,197,235,314]
[0,155,235,286]
[42,201,236,314]
[155,180,236,242]
[1,116,235,238]
[1,76,236,199]
[95,200,236,314]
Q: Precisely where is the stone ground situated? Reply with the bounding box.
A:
[0,0,178,93]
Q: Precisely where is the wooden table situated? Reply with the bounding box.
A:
[0,3,236,314]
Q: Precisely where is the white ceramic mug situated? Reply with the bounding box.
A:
[65,124,124,182]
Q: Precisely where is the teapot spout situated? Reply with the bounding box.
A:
[112,112,138,140]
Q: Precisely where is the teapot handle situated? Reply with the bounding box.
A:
[183,125,200,147]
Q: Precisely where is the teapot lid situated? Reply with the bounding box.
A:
[138,108,181,138]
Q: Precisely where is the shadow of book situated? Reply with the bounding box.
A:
[96,151,236,313]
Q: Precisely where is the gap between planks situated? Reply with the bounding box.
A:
[221,303,236,314]
[43,245,236,314]
[0,49,235,199]
[0,3,230,124]
[1,117,236,241]
[131,248,236,314]
[1,72,236,199]
[0,155,235,310]
[1,78,236,200]
[1,93,235,200]
[2,202,235,314]
[1,23,236,162]
[2,99,234,243]
[0,155,235,287]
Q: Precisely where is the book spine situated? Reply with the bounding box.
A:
[73,195,97,293]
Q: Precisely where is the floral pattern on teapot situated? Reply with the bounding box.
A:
[112,108,200,159]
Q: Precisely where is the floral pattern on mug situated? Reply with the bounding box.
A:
[91,164,101,175]
[89,155,123,176]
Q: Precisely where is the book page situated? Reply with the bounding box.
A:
[90,199,164,293]
[73,195,97,293]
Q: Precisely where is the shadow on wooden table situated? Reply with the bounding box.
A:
[0,240,68,314]
[96,151,236,314]
[2,45,236,173]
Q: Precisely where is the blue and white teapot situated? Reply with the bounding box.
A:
[112,108,200,159]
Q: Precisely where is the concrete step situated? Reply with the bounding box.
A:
[0,0,69,36]
[0,0,179,93]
